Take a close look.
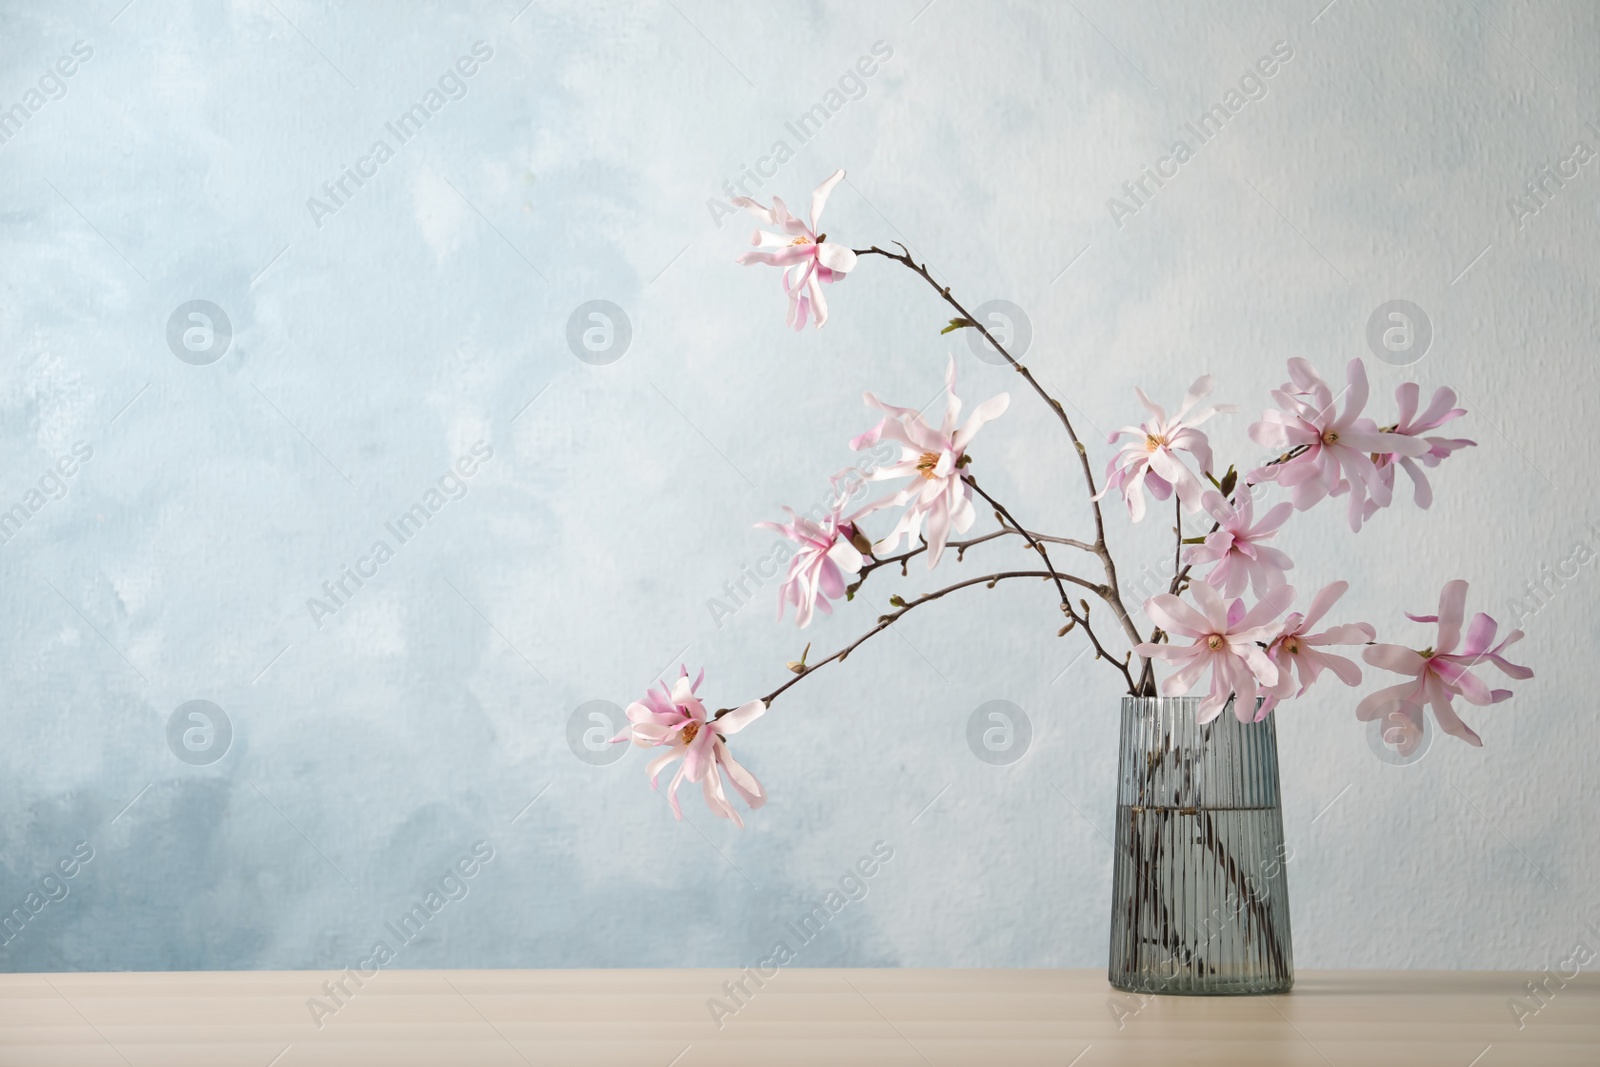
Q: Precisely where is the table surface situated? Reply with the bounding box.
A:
[3,969,1596,1066]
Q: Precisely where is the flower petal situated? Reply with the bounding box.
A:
[810,169,846,231]
[713,699,767,736]
[1306,647,1363,687]
[1425,673,1482,746]
[1236,584,1295,633]
[1434,579,1469,654]
[1172,375,1215,423]
[1356,680,1424,722]
[716,740,765,809]
[1298,580,1348,631]
[949,392,1010,451]
[806,265,829,328]
[1186,578,1230,631]
[816,242,857,273]
[1364,643,1426,676]
[701,765,742,827]
[646,749,683,788]
[1163,647,1215,694]
[665,759,691,818]
[1144,593,1211,638]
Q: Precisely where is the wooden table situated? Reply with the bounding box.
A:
[3,969,1596,1065]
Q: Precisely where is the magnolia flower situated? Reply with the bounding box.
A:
[850,355,1009,567]
[1096,376,1233,522]
[1185,489,1294,598]
[733,169,857,330]
[1363,383,1475,520]
[755,488,869,628]
[615,668,767,826]
[1257,581,1375,715]
[1249,358,1429,532]
[1357,580,1532,749]
[1136,582,1294,723]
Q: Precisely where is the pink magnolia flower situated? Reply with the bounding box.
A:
[733,169,858,330]
[1249,358,1429,532]
[1362,382,1475,520]
[1357,580,1532,750]
[850,356,1009,567]
[1185,489,1295,598]
[755,488,868,628]
[1136,582,1294,724]
[615,667,767,827]
[1257,581,1375,715]
[1096,376,1234,522]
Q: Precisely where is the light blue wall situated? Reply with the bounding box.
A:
[2,0,1596,981]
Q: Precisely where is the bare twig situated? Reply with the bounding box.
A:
[1173,495,1182,586]
[756,568,1108,708]
[855,526,1094,586]
[1028,532,1097,551]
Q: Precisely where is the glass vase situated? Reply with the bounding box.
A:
[1107,696,1294,995]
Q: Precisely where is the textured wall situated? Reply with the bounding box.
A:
[1,0,1596,983]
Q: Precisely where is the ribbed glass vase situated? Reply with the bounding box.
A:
[1107,696,1294,995]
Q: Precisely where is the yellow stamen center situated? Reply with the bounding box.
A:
[1145,433,1167,452]
[1322,428,1341,445]
[790,235,811,246]
[1207,635,1224,651]
[1284,637,1300,654]
[916,451,942,480]
[681,722,700,745]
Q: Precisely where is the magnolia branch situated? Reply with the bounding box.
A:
[755,567,1122,708]
[853,243,1147,691]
